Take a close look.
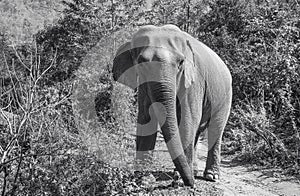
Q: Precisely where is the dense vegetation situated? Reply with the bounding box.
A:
[0,0,299,195]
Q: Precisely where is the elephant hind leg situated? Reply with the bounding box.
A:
[204,101,231,181]
[194,119,210,148]
[193,120,209,178]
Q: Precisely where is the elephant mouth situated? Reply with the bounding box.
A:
[138,81,182,132]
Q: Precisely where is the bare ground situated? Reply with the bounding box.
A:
[141,136,300,196]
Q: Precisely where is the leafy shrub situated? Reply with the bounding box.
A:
[195,0,300,173]
[2,1,300,195]
[0,42,139,195]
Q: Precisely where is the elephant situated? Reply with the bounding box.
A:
[112,24,232,187]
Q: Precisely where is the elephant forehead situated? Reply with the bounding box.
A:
[132,33,184,52]
[139,46,172,59]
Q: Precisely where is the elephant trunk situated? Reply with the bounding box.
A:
[149,83,194,186]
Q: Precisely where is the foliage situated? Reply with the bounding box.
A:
[1,0,300,194]
[35,0,149,84]
[0,0,62,43]
[195,0,300,173]
[0,43,138,195]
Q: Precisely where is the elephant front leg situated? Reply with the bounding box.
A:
[177,94,203,179]
[136,126,158,170]
[135,89,158,171]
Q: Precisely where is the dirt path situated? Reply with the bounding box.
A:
[151,136,300,195]
[216,162,300,196]
[195,140,300,196]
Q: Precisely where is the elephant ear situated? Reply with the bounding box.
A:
[112,42,137,89]
[183,40,196,89]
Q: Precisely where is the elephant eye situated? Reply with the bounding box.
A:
[137,55,150,64]
[178,59,184,69]
[137,56,145,64]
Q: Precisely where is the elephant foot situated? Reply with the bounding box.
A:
[203,170,219,182]
[173,169,194,187]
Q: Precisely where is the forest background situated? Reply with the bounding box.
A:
[0,0,299,195]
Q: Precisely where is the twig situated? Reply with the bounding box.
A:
[3,51,26,113]
[0,109,14,135]
[1,166,8,196]
[11,151,23,196]
[11,58,25,95]
[31,83,73,114]
[11,45,30,71]
[0,151,76,166]
[34,49,57,87]
[0,88,13,99]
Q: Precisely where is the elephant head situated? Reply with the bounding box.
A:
[112,25,198,186]
[112,25,196,90]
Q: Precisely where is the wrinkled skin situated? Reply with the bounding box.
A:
[112,25,232,187]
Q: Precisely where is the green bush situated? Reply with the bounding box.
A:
[0,41,139,195]
[1,1,300,194]
[195,0,299,173]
